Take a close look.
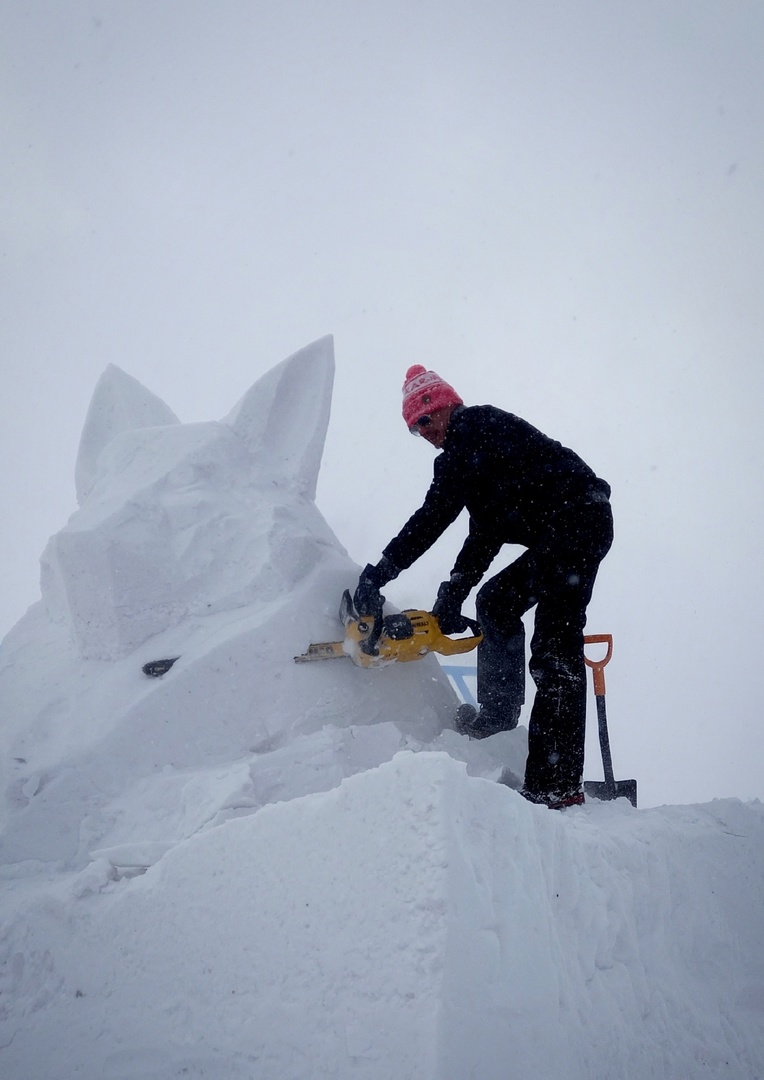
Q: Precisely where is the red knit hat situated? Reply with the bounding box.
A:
[401,365,463,428]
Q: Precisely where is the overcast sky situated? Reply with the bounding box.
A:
[2,0,763,807]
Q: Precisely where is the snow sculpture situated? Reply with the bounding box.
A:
[0,337,464,868]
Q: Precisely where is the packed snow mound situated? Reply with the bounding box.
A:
[2,752,763,1080]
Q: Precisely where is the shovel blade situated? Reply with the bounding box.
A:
[584,778,637,808]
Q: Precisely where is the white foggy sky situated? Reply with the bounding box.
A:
[1,1,763,807]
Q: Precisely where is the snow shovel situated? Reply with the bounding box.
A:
[582,634,637,807]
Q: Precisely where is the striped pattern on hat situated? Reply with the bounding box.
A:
[401,365,463,427]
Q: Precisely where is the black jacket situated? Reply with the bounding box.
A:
[382,405,611,589]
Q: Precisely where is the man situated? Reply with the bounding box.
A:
[353,365,613,810]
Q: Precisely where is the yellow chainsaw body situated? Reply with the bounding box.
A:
[295,608,482,669]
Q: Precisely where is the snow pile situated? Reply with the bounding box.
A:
[1,339,763,1079]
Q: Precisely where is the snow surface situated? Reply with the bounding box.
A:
[1,338,763,1079]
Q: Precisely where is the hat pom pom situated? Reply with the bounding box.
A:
[405,364,427,379]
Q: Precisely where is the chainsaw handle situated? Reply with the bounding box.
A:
[583,633,613,696]
[434,615,483,656]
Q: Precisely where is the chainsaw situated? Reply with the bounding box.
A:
[294,589,483,669]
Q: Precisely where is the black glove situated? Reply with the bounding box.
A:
[353,556,400,620]
[432,576,470,635]
[353,563,386,623]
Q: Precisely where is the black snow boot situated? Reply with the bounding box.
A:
[521,786,585,810]
[455,703,521,739]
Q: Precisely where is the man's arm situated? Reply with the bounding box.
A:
[450,521,503,591]
[430,522,503,633]
[380,456,466,574]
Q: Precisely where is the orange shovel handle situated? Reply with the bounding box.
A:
[583,633,613,696]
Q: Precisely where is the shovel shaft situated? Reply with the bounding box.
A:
[595,694,616,793]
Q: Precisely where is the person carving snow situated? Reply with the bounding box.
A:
[354,365,613,810]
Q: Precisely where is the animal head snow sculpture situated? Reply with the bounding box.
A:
[41,336,341,660]
[0,336,464,870]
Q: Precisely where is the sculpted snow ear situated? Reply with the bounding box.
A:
[75,364,180,504]
[223,335,334,501]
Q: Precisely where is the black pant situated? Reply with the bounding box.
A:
[475,496,614,798]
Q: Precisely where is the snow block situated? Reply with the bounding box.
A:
[1,753,763,1080]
